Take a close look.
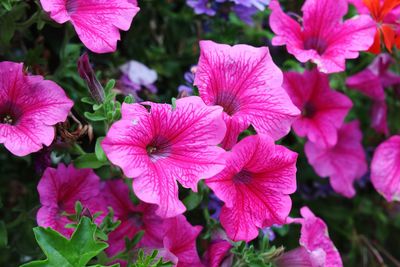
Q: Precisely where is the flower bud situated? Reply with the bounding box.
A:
[78,53,105,103]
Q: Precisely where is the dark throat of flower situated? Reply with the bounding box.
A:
[233,169,253,184]
[146,136,171,161]
[0,104,21,126]
[302,102,317,118]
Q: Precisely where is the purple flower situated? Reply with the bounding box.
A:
[118,60,158,101]
[187,0,216,16]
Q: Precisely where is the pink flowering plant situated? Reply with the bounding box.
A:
[1,0,400,266]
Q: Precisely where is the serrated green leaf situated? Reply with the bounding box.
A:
[21,217,108,267]
[95,137,107,162]
[0,221,7,248]
[74,153,108,169]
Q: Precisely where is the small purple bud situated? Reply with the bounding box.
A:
[78,53,105,103]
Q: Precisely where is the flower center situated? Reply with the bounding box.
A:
[304,36,327,55]
[233,169,253,184]
[146,135,171,162]
[302,102,316,118]
[0,103,21,126]
[215,91,241,116]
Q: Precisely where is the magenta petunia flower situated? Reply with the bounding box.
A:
[102,96,226,218]
[101,180,144,257]
[206,134,297,242]
[194,40,300,149]
[371,100,389,135]
[283,69,353,148]
[276,207,342,267]
[0,62,73,156]
[40,0,140,53]
[37,164,105,237]
[346,54,400,135]
[204,239,233,267]
[102,180,203,266]
[305,121,368,198]
[346,54,400,101]
[269,0,375,73]
[371,135,400,201]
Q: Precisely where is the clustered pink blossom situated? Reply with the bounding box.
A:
[194,40,300,149]
[3,0,400,265]
[0,62,73,156]
[37,164,105,237]
[276,207,343,267]
[305,121,368,198]
[371,135,400,201]
[206,134,297,242]
[269,0,376,73]
[40,0,140,53]
[102,96,227,218]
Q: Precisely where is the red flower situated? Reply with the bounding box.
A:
[363,0,400,53]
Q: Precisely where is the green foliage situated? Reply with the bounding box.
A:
[131,250,173,267]
[21,217,108,267]
[231,241,284,267]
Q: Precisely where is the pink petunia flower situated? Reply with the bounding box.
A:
[194,40,300,149]
[40,0,140,53]
[269,0,376,73]
[371,135,400,201]
[102,96,226,218]
[371,100,389,135]
[206,134,297,242]
[102,180,203,266]
[0,61,73,156]
[276,207,343,267]
[346,54,400,135]
[346,54,400,100]
[203,239,233,267]
[36,164,105,237]
[101,180,144,257]
[283,69,353,148]
[305,121,368,198]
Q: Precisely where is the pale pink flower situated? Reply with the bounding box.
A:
[102,96,226,218]
[305,121,368,198]
[371,135,400,201]
[194,40,300,149]
[102,180,203,266]
[40,0,140,53]
[36,164,104,237]
[283,69,353,148]
[346,54,400,101]
[269,0,375,73]
[0,62,73,156]
[276,207,342,267]
[206,134,297,242]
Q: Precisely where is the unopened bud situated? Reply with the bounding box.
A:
[78,53,105,103]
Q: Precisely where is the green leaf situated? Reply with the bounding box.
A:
[104,79,115,94]
[21,217,108,267]
[81,97,96,105]
[0,15,15,45]
[84,112,107,122]
[74,153,108,169]
[95,137,107,162]
[183,191,203,211]
[0,221,7,248]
